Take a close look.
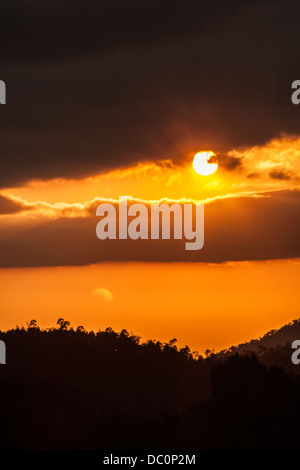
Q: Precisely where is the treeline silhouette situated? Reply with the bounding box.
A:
[1,318,300,449]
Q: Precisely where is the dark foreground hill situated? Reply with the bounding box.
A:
[224,319,300,355]
[1,318,300,449]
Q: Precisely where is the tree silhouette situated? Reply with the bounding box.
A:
[0,318,300,449]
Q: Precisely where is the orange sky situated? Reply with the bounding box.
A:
[0,136,299,352]
[2,135,300,207]
[1,0,300,365]
[1,259,299,354]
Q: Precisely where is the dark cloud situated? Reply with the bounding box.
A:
[0,0,247,63]
[0,190,299,267]
[207,154,218,164]
[247,172,261,179]
[0,1,300,187]
[217,154,242,171]
[269,169,291,180]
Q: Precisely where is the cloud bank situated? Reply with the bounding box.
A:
[0,190,299,267]
[0,1,300,187]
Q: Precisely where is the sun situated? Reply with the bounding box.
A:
[193,151,218,176]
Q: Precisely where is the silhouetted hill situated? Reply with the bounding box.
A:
[227,319,300,354]
[1,317,300,449]
[215,319,300,376]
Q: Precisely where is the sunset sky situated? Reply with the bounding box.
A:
[0,0,299,353]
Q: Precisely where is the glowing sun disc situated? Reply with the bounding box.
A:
[193,151,218,176]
